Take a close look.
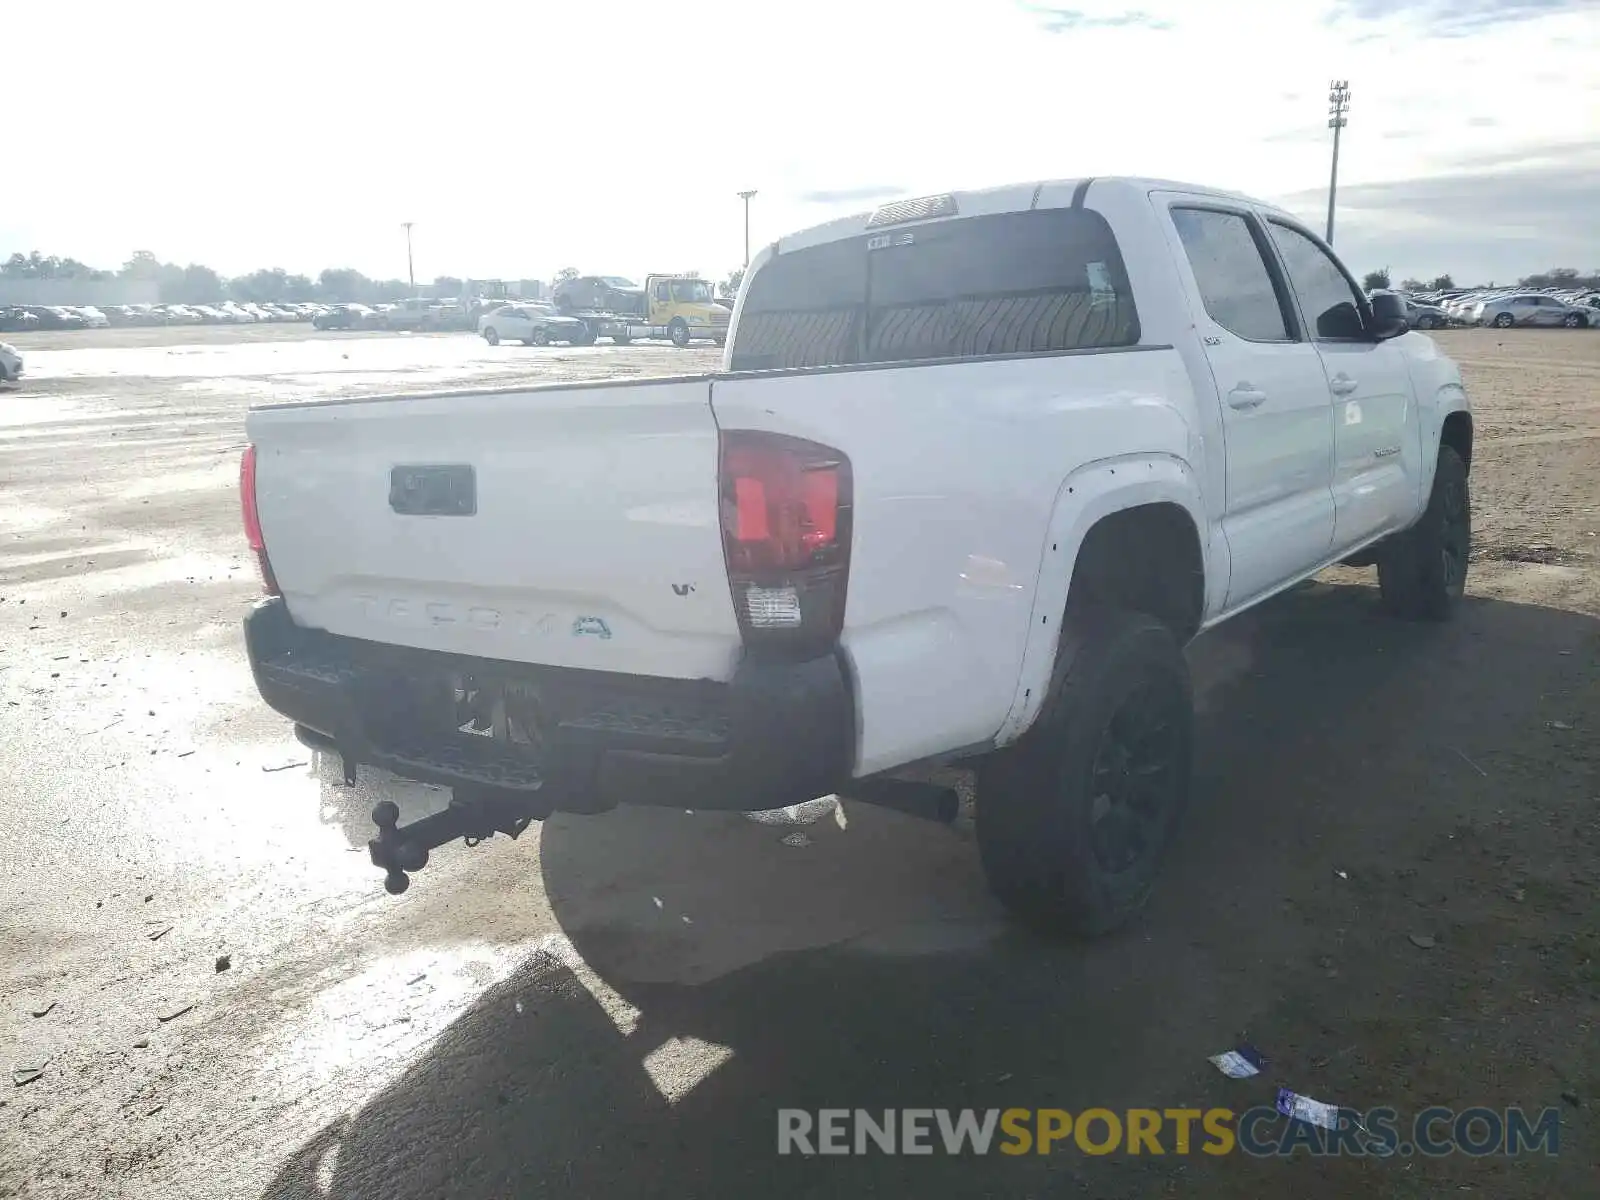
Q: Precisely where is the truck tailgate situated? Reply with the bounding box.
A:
[246,378,742,681]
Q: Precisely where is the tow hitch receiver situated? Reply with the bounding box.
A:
[368,789,547,895]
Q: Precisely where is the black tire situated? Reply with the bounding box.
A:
[1493,312,1515,328]
[612,333,632,346]
[976,608,1193,937]
[531,327,550,346]
[572,326,598,347]
[483,327,500,346]
[1377,445,1470,621]
[668,318,691,348]
[1563,312,1586,328]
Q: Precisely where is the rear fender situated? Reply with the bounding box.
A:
[994,454,1212,745]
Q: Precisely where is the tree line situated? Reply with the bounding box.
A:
[18,247,1590,306]
[3,251,752,305]
[3,250,483,306]
[1360,267,1600,293]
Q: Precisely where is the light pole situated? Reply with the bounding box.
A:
[736,190,757,268]
[401,222,416,293]
[1325,81,1350,245]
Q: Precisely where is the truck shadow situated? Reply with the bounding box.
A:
[267,580,1598,1199]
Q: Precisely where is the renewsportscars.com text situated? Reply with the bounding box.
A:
[777,1107,1561,1158]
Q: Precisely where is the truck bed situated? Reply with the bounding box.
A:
[247,345,1193,784]
[246,374,739,682]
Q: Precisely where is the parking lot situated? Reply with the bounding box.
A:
[2,327,1596,1198]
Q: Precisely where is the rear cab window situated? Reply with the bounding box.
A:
[729,207,1141,372]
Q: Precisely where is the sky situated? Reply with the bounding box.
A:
[5,0,1597,287]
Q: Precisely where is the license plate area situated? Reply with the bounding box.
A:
[449,674,552,751]
[389,464,476,516]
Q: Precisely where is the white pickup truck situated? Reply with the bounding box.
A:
[241,177,1472,934]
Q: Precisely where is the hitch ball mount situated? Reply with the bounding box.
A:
[367,791,547,894]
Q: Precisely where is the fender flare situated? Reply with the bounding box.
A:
[1414,382,1471,507]
[993,454,1213,746]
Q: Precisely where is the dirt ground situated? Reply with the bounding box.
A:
[1,328,1595,1198]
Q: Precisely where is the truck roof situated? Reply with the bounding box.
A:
[773,176,1288,255]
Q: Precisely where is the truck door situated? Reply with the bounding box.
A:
[651,278,672,325]
[1157,196,1337,609]
[1260,217,1418,553]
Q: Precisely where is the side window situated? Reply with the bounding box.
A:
[1266,220,1367,340]
[655,282,670,302]
[1170,207,1292,343]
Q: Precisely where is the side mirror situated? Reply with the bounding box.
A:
[1367,291,1411,340]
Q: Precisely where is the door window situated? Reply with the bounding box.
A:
[1170,207,1292,343]
[1266,221,1368,340]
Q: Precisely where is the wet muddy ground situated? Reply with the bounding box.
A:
[1,328,1596,1197]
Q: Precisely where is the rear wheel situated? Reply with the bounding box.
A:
[612,331,632,346]
[1377,445,1470,621]
[483,327,500,346]
[572,325,598,346]
[531,327,550,346]
[668,318,691,348]
[976,607,1193,937]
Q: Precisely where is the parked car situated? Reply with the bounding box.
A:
[1404,297,1449,329]
[0,307,41,332]
[239,176,1473,934]
[20,306,87,330]
[312,303,375,330]
[0,341,22,384]
[73,306,111,328]
[477,302,590,346]
[1473,293,1591,328]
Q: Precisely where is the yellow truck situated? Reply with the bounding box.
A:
[552,274,731,348]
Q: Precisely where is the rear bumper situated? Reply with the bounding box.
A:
[244,597,855,813]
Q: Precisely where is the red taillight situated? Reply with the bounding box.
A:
[239,443,280,596]
[719,430,851,655]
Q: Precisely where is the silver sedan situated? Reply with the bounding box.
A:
[1473,294,1591,329]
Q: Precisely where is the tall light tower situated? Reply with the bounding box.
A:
[401,222,416,293]
[1325,81,1350,245]
[737,190,758,268]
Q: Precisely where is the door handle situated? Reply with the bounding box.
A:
[1227,385,1267,410]
[1330,374,1358,396]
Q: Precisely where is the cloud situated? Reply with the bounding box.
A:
[1323,0,1594,36]
[794,186,908,205]
[1024,6,1175,31]
[1276,142,1600,281]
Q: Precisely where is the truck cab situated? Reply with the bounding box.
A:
[555,274,729,347]
[640,274,730,346]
